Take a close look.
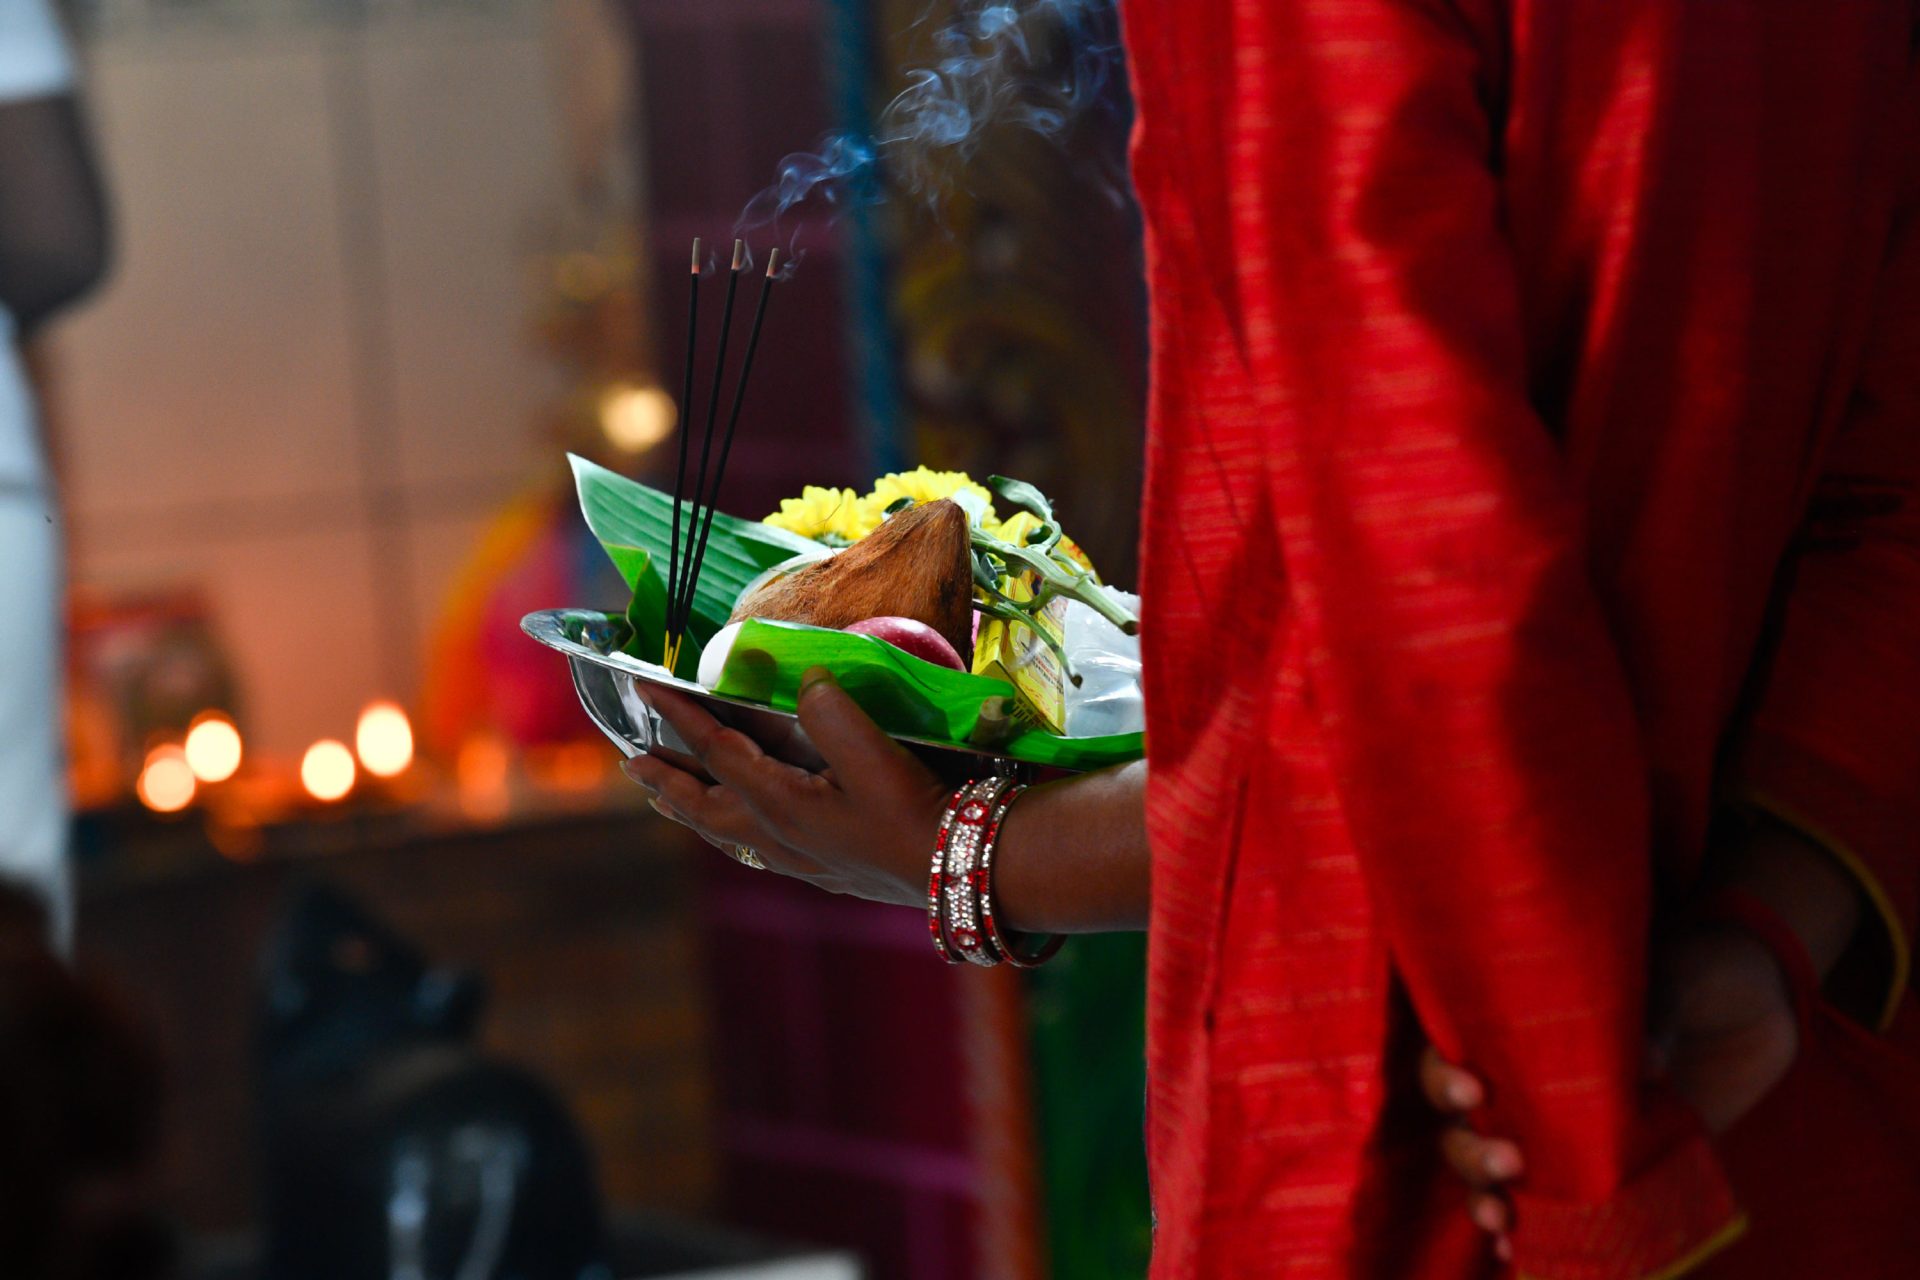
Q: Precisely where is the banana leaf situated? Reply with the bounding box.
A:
[714,619,1012,745]
[710,620,1142,771]
[571,454,819,676]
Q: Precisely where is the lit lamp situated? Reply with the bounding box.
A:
[184,711,243,784]
[301,739,356,803]
[137,744,196,815]
[599,381,676,454]
[355,700,415,779]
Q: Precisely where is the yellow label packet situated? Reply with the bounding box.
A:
[972,574,1069,735]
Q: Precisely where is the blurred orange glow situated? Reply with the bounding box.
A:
[138,745,196,814]
[529,740,609,793]
[456,733,512,823]
[206,813,263,863]
[301,739,356,802]
[600,381,676,453]
[184,712,243,783]
[355,701,415,778]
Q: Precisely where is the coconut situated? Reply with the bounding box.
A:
[729,498,975,664]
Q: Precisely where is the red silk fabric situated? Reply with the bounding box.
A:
[1122,1,1920,1275]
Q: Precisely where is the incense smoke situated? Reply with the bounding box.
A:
[737,0,1120,250]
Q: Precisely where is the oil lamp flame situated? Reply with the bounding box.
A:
[301,739,356,802]
[355,701,415,779]
[184,712,243,783]
[138,744,196,814]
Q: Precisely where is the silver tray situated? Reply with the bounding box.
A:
[521,609,1018,778]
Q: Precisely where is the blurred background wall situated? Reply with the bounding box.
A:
[51,0,574,758]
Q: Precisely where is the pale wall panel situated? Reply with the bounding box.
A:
[366,23,569,500]
[56,38,360,525]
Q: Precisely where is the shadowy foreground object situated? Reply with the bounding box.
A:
[0,885,170,1280]
[255,885,612,1280]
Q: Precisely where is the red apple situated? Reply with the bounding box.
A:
[844,616,967,671]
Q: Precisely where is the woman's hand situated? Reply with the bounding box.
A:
[1421,817,1865,1250]
[1420,922,1798,1256]
[1417,1049,1526,1261]
[1643,925,1801,1131]
[622,670,1156,933]
[620,668,951,908]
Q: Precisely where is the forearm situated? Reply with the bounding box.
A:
[991,759,1149,935]
[1714,814,1869,1008]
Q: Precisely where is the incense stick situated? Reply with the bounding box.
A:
[665,238,702,668]
[667,239,747,661]
[677,247,781,648]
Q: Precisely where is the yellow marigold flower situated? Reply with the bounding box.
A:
[763,486,880,544]
[994,510,1097,575]
[994,510,1045,545]
[834,493,886,541]
[866,467,998,526]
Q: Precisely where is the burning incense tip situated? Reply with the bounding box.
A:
[731,239,748,271]
[691,237,703,275]
[764,247,782,278]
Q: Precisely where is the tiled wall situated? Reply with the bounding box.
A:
[49,5,571,758]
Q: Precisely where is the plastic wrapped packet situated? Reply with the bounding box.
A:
[1062,590,1144,739]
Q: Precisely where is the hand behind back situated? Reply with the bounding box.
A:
[1422,923,1796,1255]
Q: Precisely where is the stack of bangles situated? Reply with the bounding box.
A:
[927,776,1065,968]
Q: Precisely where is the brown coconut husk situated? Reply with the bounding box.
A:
[730,497,975,664]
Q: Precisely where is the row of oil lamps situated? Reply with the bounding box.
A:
[135,700,415,815]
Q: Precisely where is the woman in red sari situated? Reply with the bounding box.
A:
[626,1,1920,1275]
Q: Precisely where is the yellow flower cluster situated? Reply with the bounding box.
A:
[763,467,993,544]
[763,466,1097,574]
[762,485,883,545]
[867,467,998,518]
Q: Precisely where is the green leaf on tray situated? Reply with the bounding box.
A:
[571,453,820,672]
[618,548,674,671]
[716,619,1013,744]
[712,620,1143,771]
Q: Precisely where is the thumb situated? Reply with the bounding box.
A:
[794,667,924,796]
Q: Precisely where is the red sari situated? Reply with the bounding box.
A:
[1123,1,1920,1276]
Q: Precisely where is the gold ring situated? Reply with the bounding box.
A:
[731,844,768,871]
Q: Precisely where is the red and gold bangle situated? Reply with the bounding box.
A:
[945,777,1013,966]
[978,782,1064,968]
[965,780,1025,964]
[927,774,1064,969]
[926,783,970,964]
